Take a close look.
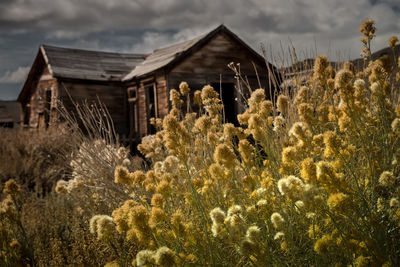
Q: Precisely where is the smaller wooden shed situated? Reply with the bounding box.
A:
[123,25,279,141]
[0,101,22,128]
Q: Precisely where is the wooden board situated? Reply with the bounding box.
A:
[58,80,127,135]
[171,33,269,78]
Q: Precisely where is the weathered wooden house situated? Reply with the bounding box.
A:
[18,25,279,145]
[17,46,146,133]
[123,25,279,141]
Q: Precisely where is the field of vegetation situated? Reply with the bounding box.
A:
[1,19,400,266]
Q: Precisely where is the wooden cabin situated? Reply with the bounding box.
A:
[18,25,279,146]
[123,25,279,142]
[17,45,146,135]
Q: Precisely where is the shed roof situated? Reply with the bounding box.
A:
[41,45,146,81]
[123,24,274,80]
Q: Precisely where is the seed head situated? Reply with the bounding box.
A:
[136,250,155,266]
[214,144,236,169]
[210,207,226,224]
[389,36,398,49]
[179,81,190,96]
[246,225,261,242]
[3,179,20,195]
[277,95,289,115]
[271,212,285,229]
[359,19,376,39]
[154,247,175,266]
[379,171,395,187]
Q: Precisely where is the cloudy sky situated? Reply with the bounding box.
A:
[0,0,399,100]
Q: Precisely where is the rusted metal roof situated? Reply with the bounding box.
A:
[42,45,146,81]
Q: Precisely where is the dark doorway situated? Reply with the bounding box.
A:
[212,82,238,125]
[0,121,14,128]
[23,105,30,126]
[45,89,52,127]
[146,84,157,134]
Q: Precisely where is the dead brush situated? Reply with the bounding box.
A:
[1,95,143,266]
[0,124,73,195]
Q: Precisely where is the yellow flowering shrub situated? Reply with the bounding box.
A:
[95,19,400,266]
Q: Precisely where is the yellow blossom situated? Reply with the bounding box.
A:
[327,193,350,213]
[3,179,20,195]
[114,165,131,185]
[359,19,376,39]
[154,247,176,266]
[214,144,236,169]
[271,212,285,229]
[179,81,190,96]
[136,250,155,266]
[314,234,334,255]
[210,207,226,225]
[277,94,289,116]
[379,171,395,187]
[300,158,317,183]
[388,36,398,49]
[246,225,261,242]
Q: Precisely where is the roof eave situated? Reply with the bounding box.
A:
[122,24,278,82]
[17,47,48,103]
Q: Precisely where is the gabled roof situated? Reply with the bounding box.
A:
[123,33,207,80]
[41,45,146,81]
[123,24,274,81]
[18,45,146,103]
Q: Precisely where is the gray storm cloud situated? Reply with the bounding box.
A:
[0,0,399,99]
[0,67,29,83]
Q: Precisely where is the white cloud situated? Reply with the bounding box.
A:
[0,67,30,83]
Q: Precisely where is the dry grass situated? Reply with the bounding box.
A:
[0,125,74,195]
[0,100,143,266]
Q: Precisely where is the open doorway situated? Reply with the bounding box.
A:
[44,89,52,128]
[211,82,238,125]
[146,83,157,134]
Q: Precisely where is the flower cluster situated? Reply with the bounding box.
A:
[94,20,400,266]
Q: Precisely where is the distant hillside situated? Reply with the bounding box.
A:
[280,44,400,75]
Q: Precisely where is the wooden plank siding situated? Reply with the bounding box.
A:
[130,30,273,137]
[155,73,169,118]
[164,33,270,125]
[58,80,127,136]
[129,73,169,137]
[137,83,148,138]
[170,33,269,86]
[27,66,58,128]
